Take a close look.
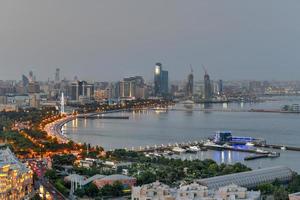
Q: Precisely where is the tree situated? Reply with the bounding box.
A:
[257,183,274,195]
[74,188,85,198]
[85,183,99,197]
[45,169,58,180]
[111,181,124,197]
[273,187,288,200]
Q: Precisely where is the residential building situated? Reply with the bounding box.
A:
[132,181,176,200]
[132,181,260,200]
[0,147,33,200]
[215,184,260,200]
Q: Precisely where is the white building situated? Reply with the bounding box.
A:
[132,182,260,200]
[132,181,176,200]
[215,184,260,200]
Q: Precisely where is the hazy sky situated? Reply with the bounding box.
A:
[0,1,300,81]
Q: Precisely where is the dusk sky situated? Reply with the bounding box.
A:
[0,1,300,81]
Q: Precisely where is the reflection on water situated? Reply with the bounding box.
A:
[65,96,300,172]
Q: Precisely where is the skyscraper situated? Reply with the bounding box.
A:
[218,79,223,95]
[55,68,60,82]
[71,81,94,101]
[204,71,212,101]
[186,69,194,98]
[154,63,168,97]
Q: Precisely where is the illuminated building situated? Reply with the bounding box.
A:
[0,147,33,200]
[154,63,168,97]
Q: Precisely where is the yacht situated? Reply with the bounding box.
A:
[246,142,255,146]
[172,147,186,153]
[182,100,195,109]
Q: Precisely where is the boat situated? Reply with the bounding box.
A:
[246,142,255,146]
[281,146,286,151]
[163,150,173,156]
[172,147,186,153]
[268,152,280,158]
[256,148,269,154]
[186,146,200,153]
[182,100,194,109]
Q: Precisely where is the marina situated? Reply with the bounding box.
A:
[64,97,300,172]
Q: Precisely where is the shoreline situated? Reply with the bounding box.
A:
[43,108,145,144]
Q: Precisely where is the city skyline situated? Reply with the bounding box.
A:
[0,1,300,81]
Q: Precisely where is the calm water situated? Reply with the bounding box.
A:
[64,96,300,172]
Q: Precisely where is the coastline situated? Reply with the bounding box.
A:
[44,115,76,143]
[43,108,143,144]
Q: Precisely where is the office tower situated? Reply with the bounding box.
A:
[218,79,223,95]
[186,69,194,97]
[154,63,168,97]
[22,75,30,93]
[204,71,212,101]
[55,68,60,82]
[71,80,94,101]
[114,76,147,99]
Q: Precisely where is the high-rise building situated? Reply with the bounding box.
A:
[154,63,168,97]
[186,69,194,97]
[115,76,147,99]
[71,81,94,101]
[55,68,60,82]
[22,75,30,93]
[204,72,212,101]
[218,79,223,95]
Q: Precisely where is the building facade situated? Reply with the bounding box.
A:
[186,70,194,98]
[154,63,168,97]
[132,181,260,200]
[204,72,212,101]
[0,147,33,200]
[70,80,94,101]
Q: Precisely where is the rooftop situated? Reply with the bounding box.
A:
[198,166,293,189]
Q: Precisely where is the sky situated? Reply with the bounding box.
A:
[0,0,300,82]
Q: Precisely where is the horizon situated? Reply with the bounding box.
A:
[0,1,300,81]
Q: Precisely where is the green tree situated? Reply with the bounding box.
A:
[85,183,99,197]
[273,187,288,200]
[45,169,58,180]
